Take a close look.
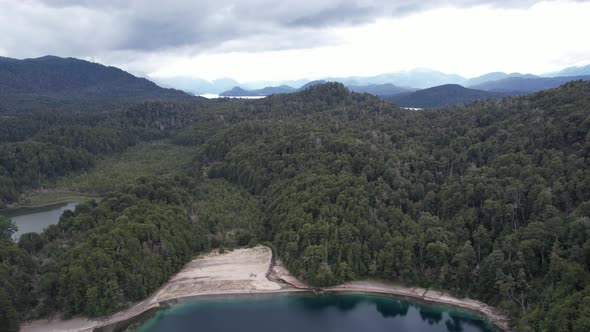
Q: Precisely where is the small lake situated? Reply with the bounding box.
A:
[137,294,496,332]
[1,201,78,240]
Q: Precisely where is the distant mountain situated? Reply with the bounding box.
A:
[219,85,296,97]
[464,72,538,87]
[471,75,590,93]
[148,64,590,94]
[385,84,508,108]
[152,76,240,95]
[543,64,590,77]
[219,81,414,98]
[218,80,329,96]
[0,56,188,98]
[325,69,465,89]
[219,86,249,96]
[297,80,327,91]
[347,83,415,96]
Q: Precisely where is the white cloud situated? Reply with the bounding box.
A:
[1,0,589,82]
[146,1,590,81]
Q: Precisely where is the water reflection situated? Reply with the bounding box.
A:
[139,294,495,332]
[421,307,444,324]
[288,294,490,330]
[295,293,359,312]
[447,316,467,332]
[375,297,410,318]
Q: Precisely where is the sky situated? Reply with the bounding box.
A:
[1,0,590,83]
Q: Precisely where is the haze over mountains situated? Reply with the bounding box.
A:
[211,65,590,107]
[471,75,590,93]
[153,64,590,96]
[1,55,590,110]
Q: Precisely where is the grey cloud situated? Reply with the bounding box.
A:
[0,0,563,58]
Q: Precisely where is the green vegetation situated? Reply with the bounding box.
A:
[16,192,97,208]
[0,56,188,100]
[0,216,34,331]
[52,141,196,194]
[384,84,507,108]
[0,81,589,331]
[36,177,208,317]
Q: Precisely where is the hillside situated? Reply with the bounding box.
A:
[1,81,590,332]
[385,84,507,108]
[471,75,590,93]
[0,56,188,98]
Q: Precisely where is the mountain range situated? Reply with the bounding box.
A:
[217,75,590,108]
[152,64,590,95]
[1,55,589,111]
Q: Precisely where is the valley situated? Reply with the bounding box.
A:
[1,77,589,332]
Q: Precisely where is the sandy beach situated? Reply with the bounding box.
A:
[20,245,511,332]
[20,246,304,332]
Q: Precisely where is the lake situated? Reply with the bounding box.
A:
[137,293,496,332]
[1,201,78,240]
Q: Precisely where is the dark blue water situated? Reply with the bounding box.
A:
[138,293,496,332]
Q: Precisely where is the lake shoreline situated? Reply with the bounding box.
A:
[1,191,99,211]
[20,246,511,332]
[323,281,512,332]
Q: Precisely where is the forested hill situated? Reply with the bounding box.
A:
[196,80,590,330]
[1,80,589,331]
[0,56,188,98]
[385,84,508,108]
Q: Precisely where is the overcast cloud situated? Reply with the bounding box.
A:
[1,0,589,82]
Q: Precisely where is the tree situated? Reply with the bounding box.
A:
[0,217,16,241]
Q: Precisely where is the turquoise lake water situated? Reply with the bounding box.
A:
[138,293,496,332]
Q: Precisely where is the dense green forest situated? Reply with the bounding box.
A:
[0,81,589,331]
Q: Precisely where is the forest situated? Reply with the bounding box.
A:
[0,81,589,331]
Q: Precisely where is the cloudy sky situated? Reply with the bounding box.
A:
[1,0,589,82]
